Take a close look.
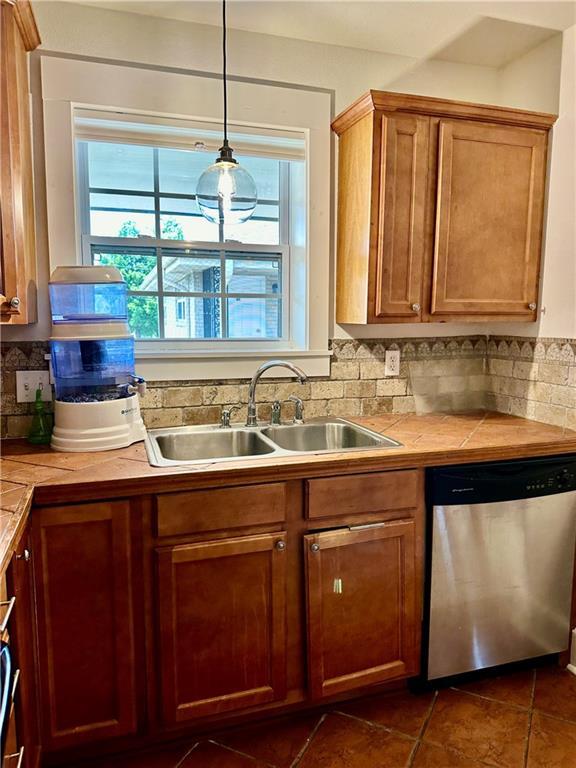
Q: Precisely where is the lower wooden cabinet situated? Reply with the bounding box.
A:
[7,533,41,768]
[156,533,288,723]
[305,520,420,699]
[32,501,137,750]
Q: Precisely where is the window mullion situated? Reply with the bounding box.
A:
[220,248,227,339]
[153,148,161,238]
[156,246,166,339]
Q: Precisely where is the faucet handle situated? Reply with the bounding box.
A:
[270,400,282,426]
[286,395,304,424]
[220,404,242,428]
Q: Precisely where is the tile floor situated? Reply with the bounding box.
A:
[75,664,576,768]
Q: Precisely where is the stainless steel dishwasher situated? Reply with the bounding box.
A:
[425,456,576,681]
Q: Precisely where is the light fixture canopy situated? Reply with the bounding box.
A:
[196,0,257,226]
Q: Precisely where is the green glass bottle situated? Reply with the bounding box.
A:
[28,388,52,445]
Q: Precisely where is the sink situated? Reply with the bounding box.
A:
[261,421,400,452]
[145,418,401,467]
[148,426,276,465]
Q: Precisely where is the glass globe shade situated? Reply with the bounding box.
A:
[197,160,257,225]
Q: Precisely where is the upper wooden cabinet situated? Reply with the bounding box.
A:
[0,0,40,324]
[332,91,557,324]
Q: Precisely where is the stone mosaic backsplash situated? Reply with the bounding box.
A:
[0,335,573,439]
[486,336,576,430]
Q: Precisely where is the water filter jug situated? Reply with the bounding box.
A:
[49,266,146,452]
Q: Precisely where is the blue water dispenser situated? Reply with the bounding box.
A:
[49,266,146,452]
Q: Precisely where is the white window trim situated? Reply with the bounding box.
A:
[41,56,331,379]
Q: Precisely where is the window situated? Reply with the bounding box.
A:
[76,117,300,342]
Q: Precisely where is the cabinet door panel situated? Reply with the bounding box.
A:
[431,120,547,317]
[375,115,429,319]
[0,1,38,324]
[157,533,287,723]
[33,502,136,750]
[305,521,419,699]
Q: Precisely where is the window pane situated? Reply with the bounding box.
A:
[225,256,281,295]
[92,248,158,290]
[224,220,280,245]
[159,197,219,241]
[90,192,154,212]
[88,142,154,192]
[90,211,156,238]
[158,148,214,195]
[161,253,221,293]
[163,296,222,339]
[128,295,159,339]
[226,298,281,339]
[235,155,280,200]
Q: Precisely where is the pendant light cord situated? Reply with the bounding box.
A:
[222,0,228,144]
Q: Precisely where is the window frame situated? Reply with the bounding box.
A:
[39,55,332,379]
[76,136,292,344]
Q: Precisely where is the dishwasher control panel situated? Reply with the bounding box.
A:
[430,456,576,506]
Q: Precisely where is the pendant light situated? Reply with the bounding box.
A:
[196,0,257,225]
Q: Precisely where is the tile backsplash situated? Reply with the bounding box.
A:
[486,336,576,430]
[1,335,574,439]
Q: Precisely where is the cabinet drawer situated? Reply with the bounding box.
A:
[155,483,287,537]
[306,470,420,519]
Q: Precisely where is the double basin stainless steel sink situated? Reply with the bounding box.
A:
[145,418,402,467]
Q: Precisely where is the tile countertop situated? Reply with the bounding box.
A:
[0,410,575,573]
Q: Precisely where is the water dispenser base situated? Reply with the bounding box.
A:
[51,396,146,452]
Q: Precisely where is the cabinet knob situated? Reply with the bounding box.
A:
[275,540,286,551]
[0,295,20,310]
[411,303,421,313]
[310,543,320,553]
[528,302,537,311]
[16,549,30,562]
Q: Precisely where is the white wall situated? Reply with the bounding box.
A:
[491,25,576,339]
[4,1,571,345]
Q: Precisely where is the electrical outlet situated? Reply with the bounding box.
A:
[16,371,52,402]
[384,350,401,377]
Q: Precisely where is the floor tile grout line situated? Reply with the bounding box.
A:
[174,742,199,767]
[448,685,532,712]
[333,709,419,745]
[290,713,327,768]
[523,670,537,768]
[205,738,277,767]
[417,689,439,740]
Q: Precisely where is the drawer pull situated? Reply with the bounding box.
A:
[275,540,286,551]
[4,747,24,768]
[0,597,16,634]
[348,522,387,531]
[310,543,320,553]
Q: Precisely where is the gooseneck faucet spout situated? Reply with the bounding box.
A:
[246,360,308,426]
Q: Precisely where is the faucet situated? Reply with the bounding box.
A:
[246,360,308,427]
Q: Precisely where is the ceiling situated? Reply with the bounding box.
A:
[66,1,573,65]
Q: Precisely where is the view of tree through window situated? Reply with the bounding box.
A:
[78,138,290,341]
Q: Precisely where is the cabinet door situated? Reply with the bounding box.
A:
[7,534,40,768]
[157,533,287,723]
[374,115,429,320]
[305,521,419,699]
[33,502,137,750]
[0,1,39,324]
[431,120,547,318]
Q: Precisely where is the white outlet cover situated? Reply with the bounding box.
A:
[384,350,401,377]
[16,371,52,402]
